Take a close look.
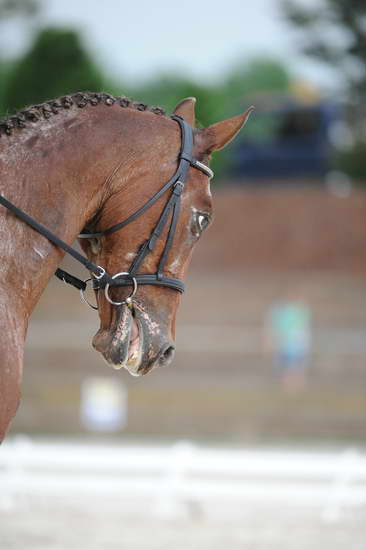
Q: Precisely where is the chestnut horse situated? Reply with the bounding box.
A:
[0,92,252,441]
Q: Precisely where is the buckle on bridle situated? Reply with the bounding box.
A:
[93,265,106,280]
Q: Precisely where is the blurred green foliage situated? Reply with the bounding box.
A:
[3,27,104,114]
[281,0,366,181]
[281,0,366,103]
[0,0,39,19]
[0,62,10,109]
[335,144,366,182]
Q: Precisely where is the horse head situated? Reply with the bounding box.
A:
[80,98,253,376]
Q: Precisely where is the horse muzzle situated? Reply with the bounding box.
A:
[92,303,175,376]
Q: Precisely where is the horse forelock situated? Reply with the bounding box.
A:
[0,92,167,139]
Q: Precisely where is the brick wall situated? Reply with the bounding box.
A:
[192,186,366,273]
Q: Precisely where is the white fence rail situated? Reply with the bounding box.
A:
[1,437,366,521]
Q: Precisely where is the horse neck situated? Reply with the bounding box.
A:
[0,106,130,319]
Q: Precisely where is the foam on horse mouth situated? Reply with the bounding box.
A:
[124,316,143,376]
[128,316,139,358]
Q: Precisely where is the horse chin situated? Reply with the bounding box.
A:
[93,302,174,376]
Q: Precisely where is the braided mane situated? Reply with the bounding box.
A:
[0,91,166,138]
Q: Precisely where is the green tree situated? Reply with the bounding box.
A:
[281,0,366,103]
[0,0,39,19]
[281,0,366,180]
[0,62,10,109]
[3,26,104,114]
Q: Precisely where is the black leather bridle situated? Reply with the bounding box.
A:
[0,115,213,309]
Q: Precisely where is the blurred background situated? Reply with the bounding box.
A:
[1,1,366,548]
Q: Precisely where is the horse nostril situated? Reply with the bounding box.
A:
[159,345,175,366]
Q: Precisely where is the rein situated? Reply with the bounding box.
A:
[0,115,213,309]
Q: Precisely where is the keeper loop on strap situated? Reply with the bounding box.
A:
[173,181,184,196]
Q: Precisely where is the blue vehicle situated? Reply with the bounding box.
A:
[231,101,338,181]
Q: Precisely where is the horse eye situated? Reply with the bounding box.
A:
[193,211,211,235]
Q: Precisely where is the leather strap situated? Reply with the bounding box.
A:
[0,193,106,280]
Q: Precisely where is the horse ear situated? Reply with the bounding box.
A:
[197,106,254,153]
[173,97,196,127]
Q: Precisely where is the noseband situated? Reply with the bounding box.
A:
[0,115,213,309]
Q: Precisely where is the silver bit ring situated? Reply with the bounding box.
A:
[104,272,137,306]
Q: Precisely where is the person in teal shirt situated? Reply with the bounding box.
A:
[266,300,312,390]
